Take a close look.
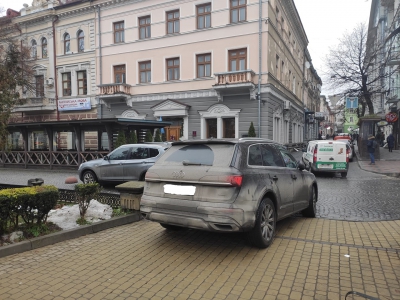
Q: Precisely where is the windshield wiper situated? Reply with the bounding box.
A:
[182,160,210,166]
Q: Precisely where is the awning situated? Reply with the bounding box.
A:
[7,118,172,132]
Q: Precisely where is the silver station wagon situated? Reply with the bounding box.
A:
[140,138,318,248]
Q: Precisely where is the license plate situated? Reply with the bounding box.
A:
[164,184,196,196]
[318,164,333,169]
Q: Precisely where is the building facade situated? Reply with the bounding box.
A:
[94,0,321,143]
[2,0,321,160]
[367,0,400,149]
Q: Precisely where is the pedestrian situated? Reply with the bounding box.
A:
[381,132,385,147]
[318,132,322,140]
[367,134,376,165]
[387,133,395,152]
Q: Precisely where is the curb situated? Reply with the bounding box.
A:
[0,212,141,259]
[355,150,400,178]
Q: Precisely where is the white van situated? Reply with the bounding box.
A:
[302,140,349,178]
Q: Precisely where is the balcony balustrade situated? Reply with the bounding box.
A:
[214,70,255,85]
[13,97,56,112]
[98,83,132,95]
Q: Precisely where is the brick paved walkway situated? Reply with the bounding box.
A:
[0,218,399,300]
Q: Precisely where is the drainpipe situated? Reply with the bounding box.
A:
[257,0,262,138]
[52,15,59,121]
[97,6,103,119]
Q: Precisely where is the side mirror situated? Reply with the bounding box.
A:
[104,156,109,161]
[302,147,307,152]
[297,160,306,171]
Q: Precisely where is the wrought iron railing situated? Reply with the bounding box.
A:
[0,150,109,168]
[0,184,120,208]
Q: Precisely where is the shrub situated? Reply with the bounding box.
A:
[126,130,138,144]
[248,122,256,137]
[75,183,101,219]
[154,129,162,142]
[145,130,153,142]
[0,185,59,234]
[115,130,126,148]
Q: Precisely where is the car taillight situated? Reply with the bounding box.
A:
[346,147,350,163]
[227,175,243,187]
[313,145,318,163]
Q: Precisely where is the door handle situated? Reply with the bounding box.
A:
[272,175,278,181]
[292,174,297,180]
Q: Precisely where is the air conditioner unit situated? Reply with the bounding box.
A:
[46,78,54,86]
[284,100,291,110]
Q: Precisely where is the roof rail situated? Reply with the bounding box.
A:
[238,137,275,142]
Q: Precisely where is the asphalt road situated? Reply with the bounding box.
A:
[1,154,399,221]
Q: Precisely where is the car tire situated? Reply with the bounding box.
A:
[82,170,97,184]
[302,186,317,218]
[139,172,146,181]
[160,223,185,231]
[341,172,347,178]
[248,198,276,249]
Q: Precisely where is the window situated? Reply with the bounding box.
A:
[149,148,159,158]
[350,116,354,122]
[62,73,71,96]
[35,75,44,97]
[278,149,297,168]
[166,10,179,34]
[129,147,149,159]
[206,119,217,138]
[41,38,47,58]
[64,33,70,54]
[139,61,151,83]
[114,21,125,43]
[197,3,211,29]
[109,147,129,160]
[248,144,262,166]
[77,71,87,95]
[281,61,284,81]
[139,16,151,39]
[262,145,284,167]
[166,58,180,80]
[230,0,246,23]
[223,118,235,138]
[276,55,279,78]
[77,30,84,52]
[31,40,37,59]
[114,65,126,83]
[197,53,211,77]
[229,48,247,71]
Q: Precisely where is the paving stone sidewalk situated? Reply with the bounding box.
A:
[0,218,399,300]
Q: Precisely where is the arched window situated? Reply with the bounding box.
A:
[64,33,70,54]
[31,40,37,59]
[41,37,47,58]
[77,30,84,52]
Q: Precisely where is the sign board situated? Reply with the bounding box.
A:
[385,112,398,123]
[377,120,388,126]
[346,97,358,109]
[315,112,324,119]
[58,97,91,111]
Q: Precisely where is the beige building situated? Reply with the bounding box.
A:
[95,0,321,143]
[2,0,322,166]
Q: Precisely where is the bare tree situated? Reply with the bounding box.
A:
[0,13,35,149]
[324,22,399,116]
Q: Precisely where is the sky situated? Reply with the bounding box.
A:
[294,0,372,95]
[2,0,372,95]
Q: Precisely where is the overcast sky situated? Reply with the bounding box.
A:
[2,0,372,95]
[294,0,372,95]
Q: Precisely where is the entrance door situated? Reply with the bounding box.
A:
[165,126,181,141]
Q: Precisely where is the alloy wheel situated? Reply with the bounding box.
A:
[260,204,275,242]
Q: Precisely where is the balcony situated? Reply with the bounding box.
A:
[97,83,132,106]
[213,70,256,101]
[13,97,56,113]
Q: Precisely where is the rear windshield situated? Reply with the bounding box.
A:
[156,144,235,167]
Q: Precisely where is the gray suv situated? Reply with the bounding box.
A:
[78,144,168,184]
[140,138,318,248]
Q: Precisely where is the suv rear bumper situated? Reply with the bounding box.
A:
[140,195,253,232]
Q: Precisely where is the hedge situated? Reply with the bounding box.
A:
[0,185,59,235]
